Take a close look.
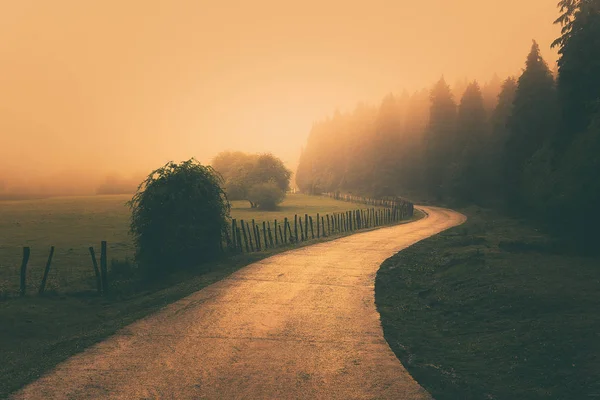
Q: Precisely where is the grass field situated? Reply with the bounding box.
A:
[0,193,382,297]
[375,206,600,399]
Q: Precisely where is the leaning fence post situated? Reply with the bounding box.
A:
[278,224,284,245]
[284,218,288,243]
[39,246,55,295]
[88,246,102,294]
[100,241,108,295]
[299,217,305,241]
[255,224,262,251]
[309,216,315,239]
[19,247,30,297]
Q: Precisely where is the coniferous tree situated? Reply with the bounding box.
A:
[487,77,518,200]
[553,0,600,140]
[450,82,488,202]
[504,41,558,208]
[425,77,457,199]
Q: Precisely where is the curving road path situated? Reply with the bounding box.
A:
[13,206,466,400]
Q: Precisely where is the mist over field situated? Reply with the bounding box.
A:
[0,0,559,197]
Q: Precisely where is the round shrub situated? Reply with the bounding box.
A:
[247,181,286,210]
[128,159,230,276]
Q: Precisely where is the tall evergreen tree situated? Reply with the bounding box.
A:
[450,82,488,202]
[504,41,558,207]
[553,0,600,140]
[487,77,518,200]
[425,77,457,199]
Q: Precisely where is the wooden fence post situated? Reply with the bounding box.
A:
[284,218,288,243]
[252,220,258,250]
[321,216,326,237]
[252,225,259,251]
[247,223,255,252]
[88,246,102,294]
[100,241,108,295]
[287,220,293,243]
[19,247,30,297]
[326,214,330,236]
[278,224,284,245]
[309,216,315,239]
[39,246,55,295]
[274,220,279,245]
[262,222,268,249]
[241,220,250,252]
[294,215,299,243]
[304,214,308,239]
[317,213,320,238]
[299,217,305,241]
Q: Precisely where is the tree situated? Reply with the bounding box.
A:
[450,82,488,202]
[211,151,256,200]
[504,41,558,207]
[128,159,230,276]
[553,108,600,249]
[247,182,286,210]
[487,77,518,200]
[212,152,291,208]
[425,77,457,199]
[553,0,600,140]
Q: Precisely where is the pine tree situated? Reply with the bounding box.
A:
[425,77,457,199]
[487,77,518,199]
[553,0,600,139]
[504,41,558,208]
[451,82,488,202]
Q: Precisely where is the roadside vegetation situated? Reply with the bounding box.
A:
[375,206,600,400]
[0,179,418,397]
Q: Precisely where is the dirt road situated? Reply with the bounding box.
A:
[12,206,466,400]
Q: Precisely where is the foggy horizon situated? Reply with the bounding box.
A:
[1,0,560,195]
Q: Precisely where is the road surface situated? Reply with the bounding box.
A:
[13,206,466,400]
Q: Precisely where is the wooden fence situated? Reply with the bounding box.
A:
[220,194,414,254]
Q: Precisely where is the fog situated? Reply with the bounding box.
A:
[0,0,559,196]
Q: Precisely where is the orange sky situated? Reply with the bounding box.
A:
[0,0,560,192]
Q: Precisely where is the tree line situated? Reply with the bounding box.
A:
[296,0,600,250]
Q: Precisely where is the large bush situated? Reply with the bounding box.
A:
[128,159,230,276]
[212,151,291,208]
[247,182,286,210]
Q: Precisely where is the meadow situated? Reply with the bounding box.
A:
[375,206,600,399]
[0,193,385,296]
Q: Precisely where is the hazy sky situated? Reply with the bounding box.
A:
[0,0,560,191]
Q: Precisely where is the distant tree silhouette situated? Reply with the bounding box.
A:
[425,77,457,199]
[450,82,488,202]
[212,152,291,209]
[504,41,558,208]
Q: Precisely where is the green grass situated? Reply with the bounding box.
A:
[375,206,600,400]
[0,193,382,296]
